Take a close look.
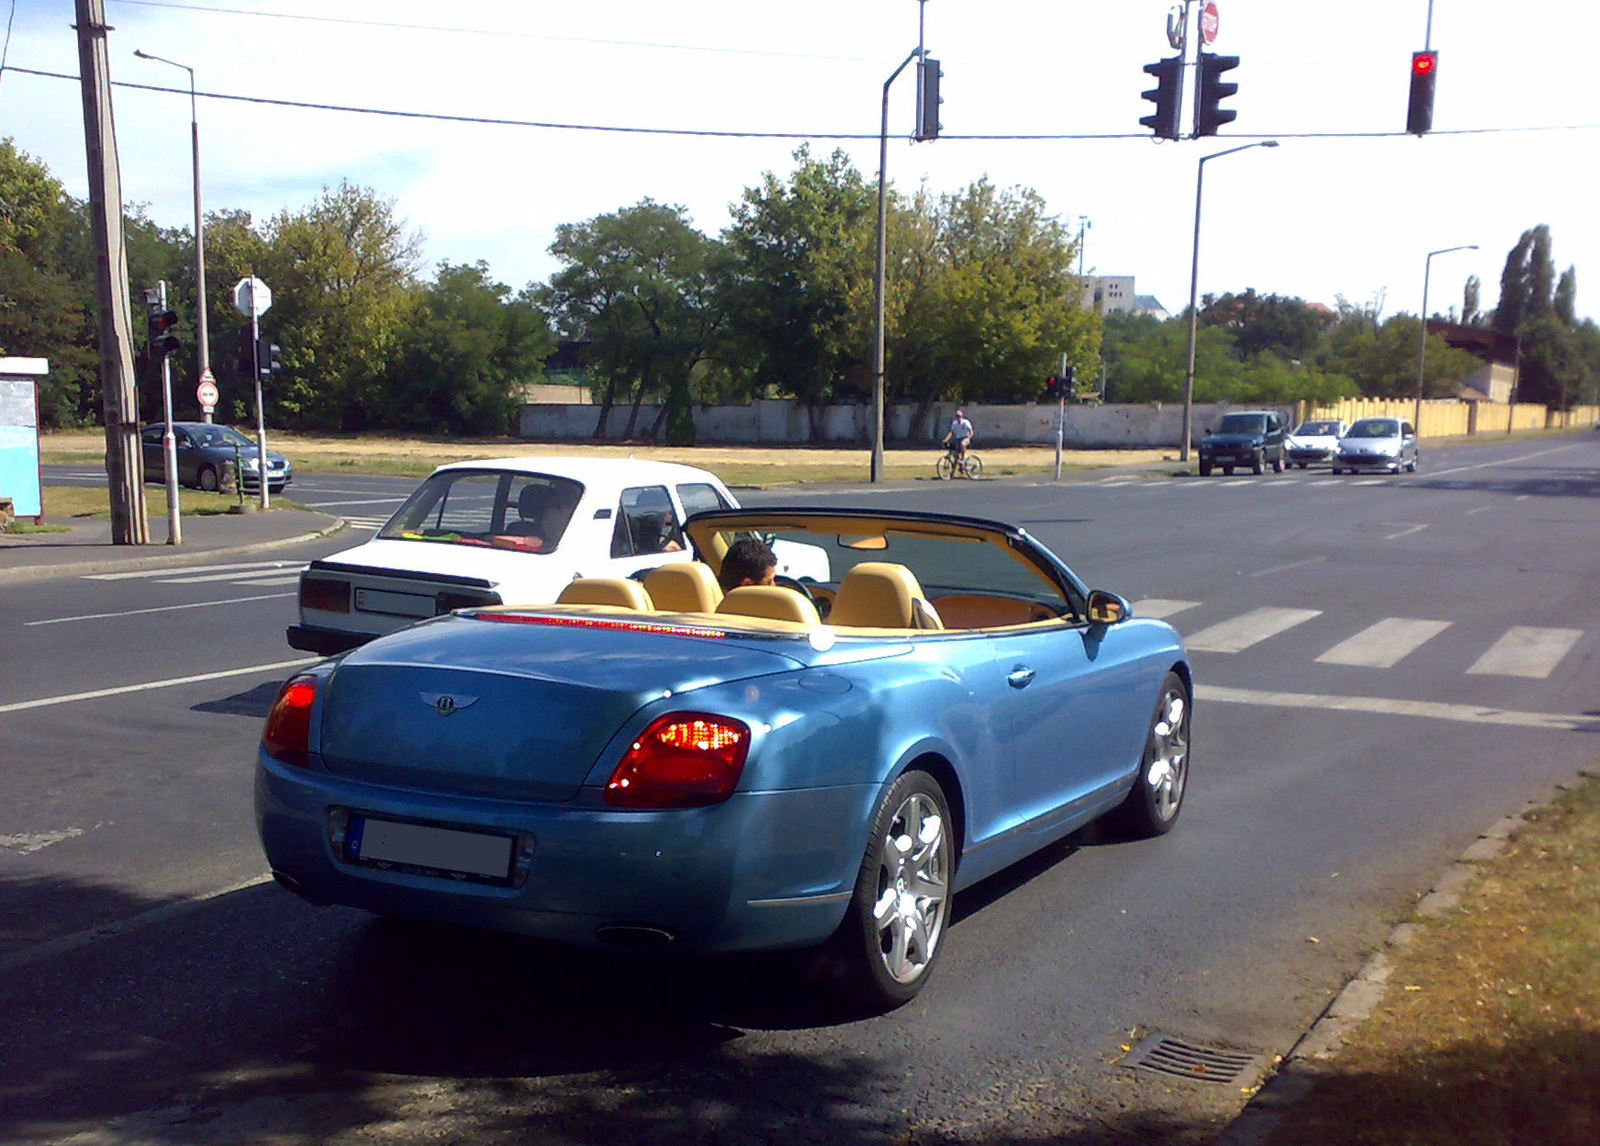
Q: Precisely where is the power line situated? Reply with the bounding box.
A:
[6,66,1600,141]
[108,0,877,63]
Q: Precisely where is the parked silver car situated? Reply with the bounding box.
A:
[1331,417,1418,474]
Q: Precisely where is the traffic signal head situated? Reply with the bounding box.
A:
[1140,56,1183,140]
[1043,375,1060,399]
[146,307,179,358]
[1195,52,1240,137]
[1407,50,1437,135]
[236,324,256,376]
[915,55,943,141]
[260,340,282,376]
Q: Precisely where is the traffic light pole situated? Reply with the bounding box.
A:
[251,310,269,510]
[871,47,921,484]
[156,280,181,544]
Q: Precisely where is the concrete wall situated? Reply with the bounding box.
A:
[521,398,1296,449]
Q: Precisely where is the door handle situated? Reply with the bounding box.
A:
[1007,667,1036,689]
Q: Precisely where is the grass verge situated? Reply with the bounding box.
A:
[1266,771,1600,1145]
[3,483,308,527]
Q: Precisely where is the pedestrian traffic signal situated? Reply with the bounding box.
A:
[146,306,180,358]
[1140,56,1183,140]
[1407,50,1437,135]
[259,340,282,376]
[915,55,943,142]
[1195,52,1239,137]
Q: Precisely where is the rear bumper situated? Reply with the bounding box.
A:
[287,624,371,656]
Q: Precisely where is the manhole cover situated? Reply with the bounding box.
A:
[1121,1033,1269,1087]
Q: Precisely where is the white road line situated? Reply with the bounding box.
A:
[1382,523,1427,540]
[1131,599,1200,620]
[24,592,296,626]
[233,575,303,587]
[1425,443,1580,479]
[1464,504,1494,515]
[0,658,317,715]
[1199,684,1596,732]
[152,568,307,585]
[1251,556,1327,578]
[87,559,300,581]
[1467,627,1583,679]
[1315,618,1452,668]
[1184,607,1322,653]
[1353,478,1386,485]
[304,498,403,508]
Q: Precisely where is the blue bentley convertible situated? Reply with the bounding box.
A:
[256,508,1192,1008]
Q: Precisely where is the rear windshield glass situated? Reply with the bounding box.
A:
[379,470,585,554]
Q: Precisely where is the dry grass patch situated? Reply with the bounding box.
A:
[1267,774,1600,1145]
[39,431,1177,485]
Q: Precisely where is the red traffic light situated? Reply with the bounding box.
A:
[1412,50,1437,75]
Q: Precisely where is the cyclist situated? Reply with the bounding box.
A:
[942,409,974,477]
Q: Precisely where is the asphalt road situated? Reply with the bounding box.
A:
[3,435,1597,1144]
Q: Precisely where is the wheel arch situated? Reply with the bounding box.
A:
[893,750,967,879]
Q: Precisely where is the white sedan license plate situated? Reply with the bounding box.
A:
[354,588,435,618]
[348,816,513,881]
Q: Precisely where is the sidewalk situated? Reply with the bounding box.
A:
[0,508,346,584]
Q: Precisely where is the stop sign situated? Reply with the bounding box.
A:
[1201,1,1220,44]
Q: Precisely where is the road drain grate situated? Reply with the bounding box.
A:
[1121,1033,1268,1087]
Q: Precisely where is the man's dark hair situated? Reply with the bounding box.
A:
[720,535,777,591]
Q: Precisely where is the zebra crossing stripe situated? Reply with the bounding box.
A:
[1199,684,1596,732]
[1132,599,1200,620]
[87,560,297,581]
[1467,627,1583,679]
[1184,607,1322,653]
[1316,618,1452,668]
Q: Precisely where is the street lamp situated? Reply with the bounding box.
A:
[1180,140,1279,463]
[1414,244,1478,433]
[134,49,211,422]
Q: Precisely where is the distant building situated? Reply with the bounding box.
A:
[1428,321,1519,403]
[1080,276,1170,320]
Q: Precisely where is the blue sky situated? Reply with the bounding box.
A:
[2,0,1595,321]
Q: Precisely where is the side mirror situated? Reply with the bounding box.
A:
[1086,589,1129,626]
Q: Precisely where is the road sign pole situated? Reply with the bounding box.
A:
[157,279,181,544]
[233,276,273,510]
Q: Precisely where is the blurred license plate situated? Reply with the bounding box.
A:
[354,588,434,617]
[347,816,513,881]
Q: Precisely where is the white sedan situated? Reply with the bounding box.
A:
[289,456,812,655]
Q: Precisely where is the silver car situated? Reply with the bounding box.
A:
[1331,417,1418,474]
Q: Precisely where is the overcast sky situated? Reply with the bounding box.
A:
[2,0,1595,322]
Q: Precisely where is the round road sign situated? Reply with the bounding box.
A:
[1201,1,1220,44]
[197,379,219,407]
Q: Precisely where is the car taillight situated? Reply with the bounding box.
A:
[605,713,751,808]
[263,674,318,768]
[300,576,350,614]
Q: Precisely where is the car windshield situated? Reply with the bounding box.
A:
[696,515,1081,623]
[188,425,255,448]
[1215,414,1267,433]
[378,470,585,553]
[1295,422,1339,436]
[1347,420,1399,438]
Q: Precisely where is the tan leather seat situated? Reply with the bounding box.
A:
[555,577,653,610]
[828,563,942,630]
[716,585,820,626]
[644,562,724,613]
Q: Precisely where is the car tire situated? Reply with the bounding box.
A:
[1330,467,1342,475]
[1298,462,1309,469]
[1106,671,1190,838]
[1251,451,1264,475]
[823,769,953,1010]
[1222,466,1234,476]
[198,465,219,492]
[1271,451,1284,473]
[1408,457,1419,473]
[1197,461,1212,476]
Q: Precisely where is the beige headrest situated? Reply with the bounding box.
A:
[555,577,653,611]
[716,585,820,626]
[644,562,724,613]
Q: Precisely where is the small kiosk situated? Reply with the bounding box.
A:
[0,357,48,526]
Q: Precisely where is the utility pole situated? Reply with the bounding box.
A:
[75,0,148,543]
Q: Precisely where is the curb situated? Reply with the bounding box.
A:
[1214,768,1598,1145]
[0,516,348,585]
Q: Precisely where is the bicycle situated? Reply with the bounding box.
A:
[935,444,983,480]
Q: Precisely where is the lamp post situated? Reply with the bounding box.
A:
[134,49,211,422]
[1413,243,1477,434]
[1180,140,1279,462]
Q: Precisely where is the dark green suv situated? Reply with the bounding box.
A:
[1197,410,1288,476]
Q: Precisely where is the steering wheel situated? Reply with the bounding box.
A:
[775,575,829,621]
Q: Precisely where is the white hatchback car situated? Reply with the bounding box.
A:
[1284,418,1349,468]
[289,457,815,655]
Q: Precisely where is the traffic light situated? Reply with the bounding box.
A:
[259,339,282,376]
[915,55,943,141]
[1043,375,1060,400]
[1062,365,1077,394]
[1139,56,1183,140]
[146,306,179,358]
[1407,50,1438,135]
[1195,52,1240,137]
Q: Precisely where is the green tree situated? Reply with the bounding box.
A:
[252,182,422,430]
[1316,313,1481,398]
[1199,289,1332,360]
[542,199,724,442]
[722,146,877,435]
